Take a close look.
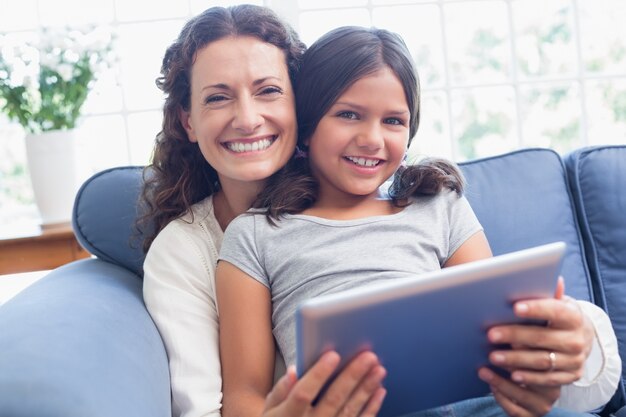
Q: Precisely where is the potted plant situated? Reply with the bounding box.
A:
[0,26,114,226]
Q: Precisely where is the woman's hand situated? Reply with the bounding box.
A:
[479,278,595,416]
[478,367,561,417]
[263,351,387,417]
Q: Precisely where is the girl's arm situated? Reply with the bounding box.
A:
[217,260,276,417]
[443,231,492,267]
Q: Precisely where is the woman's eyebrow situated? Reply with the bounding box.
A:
[201,76,283,92]
[252,76,283,86]
[202,83,229,92]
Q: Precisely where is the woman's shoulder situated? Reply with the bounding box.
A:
[152,195,223,252]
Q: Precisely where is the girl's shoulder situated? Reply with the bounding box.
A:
[408,188,462,206]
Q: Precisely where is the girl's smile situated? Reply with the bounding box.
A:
[306,66,410,207]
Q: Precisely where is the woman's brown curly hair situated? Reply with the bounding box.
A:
[137,5,305,252]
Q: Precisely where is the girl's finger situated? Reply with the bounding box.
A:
[313,351,379,416]
[282,351,341,416]
[359,388,387,417]
[265,366,298,409]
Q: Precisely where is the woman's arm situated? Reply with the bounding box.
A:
[143,222,222,417]
[217,260,276,417]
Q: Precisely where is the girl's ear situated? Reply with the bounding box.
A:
[179,108,198,143]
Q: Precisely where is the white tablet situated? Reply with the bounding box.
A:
[296,242,566,417]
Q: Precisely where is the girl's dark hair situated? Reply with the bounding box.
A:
[137,5,305,252]
[256,26,463,220]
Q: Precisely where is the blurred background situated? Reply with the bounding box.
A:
[1,0,625,229]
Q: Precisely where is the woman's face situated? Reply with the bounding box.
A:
[181,36,297,190]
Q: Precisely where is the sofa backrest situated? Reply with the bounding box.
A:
[72,166,146,277]
[74,149,595,304]
[459,148,593,302]
[565,145,626,406]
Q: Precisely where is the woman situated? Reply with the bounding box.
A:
[140,5,385,417]
[140,5,620,417]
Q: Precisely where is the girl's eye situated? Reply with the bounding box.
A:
[337,111,359,120]
[205,94,228,104]
[384,117,405,126]
[259,86,282,96]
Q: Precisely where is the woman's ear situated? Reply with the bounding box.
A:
[179,108,198,143]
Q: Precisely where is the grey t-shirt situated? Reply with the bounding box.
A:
[219,190,483,366]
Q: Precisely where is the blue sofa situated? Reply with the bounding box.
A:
[0,145,624,416]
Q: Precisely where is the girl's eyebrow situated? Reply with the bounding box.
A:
[333,100,409,115]
[201,76,283,93]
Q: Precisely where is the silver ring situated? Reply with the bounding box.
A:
[548,351,556,372]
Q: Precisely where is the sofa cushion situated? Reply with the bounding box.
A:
[565,145,626,407]
[459,148,593,302]
[72,166,146,277]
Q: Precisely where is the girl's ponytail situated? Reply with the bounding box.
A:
[388,158,464,203]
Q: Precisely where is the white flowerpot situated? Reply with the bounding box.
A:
[24,129,80,226]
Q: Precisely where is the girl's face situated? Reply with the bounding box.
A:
[306,67,410,203]
[181,36,297,190]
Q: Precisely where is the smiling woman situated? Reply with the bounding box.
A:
[179,36,296,190]
[140,5,389,417]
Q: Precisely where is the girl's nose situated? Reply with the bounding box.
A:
[232,97,263,133]
[355,123,384,150]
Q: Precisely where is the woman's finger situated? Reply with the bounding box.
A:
[489,348,587,373]
[479,367,559,417]
[491,387,533,417]
[512,298,583,330]
[509,369,583,387]
[487,325,581,353]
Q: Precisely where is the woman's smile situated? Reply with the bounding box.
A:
[223,135,277,154]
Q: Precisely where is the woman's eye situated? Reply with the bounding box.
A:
[337,111,359,120]
[384,117,404,126]
[205,95,228,104]
[259,86,282,96]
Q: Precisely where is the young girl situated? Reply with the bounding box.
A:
[216,26,602,417]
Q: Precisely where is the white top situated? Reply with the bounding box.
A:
[142,196,621,416]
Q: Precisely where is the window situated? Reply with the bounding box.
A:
[1,0,625,226]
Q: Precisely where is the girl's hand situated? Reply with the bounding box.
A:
[263,351,387,417]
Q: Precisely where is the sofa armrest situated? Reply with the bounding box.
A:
[0,259,171,417]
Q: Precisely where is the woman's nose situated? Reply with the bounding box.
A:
[232,97,263,133]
